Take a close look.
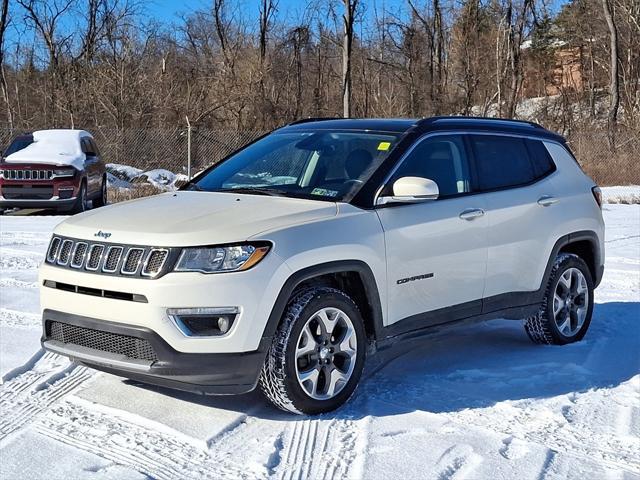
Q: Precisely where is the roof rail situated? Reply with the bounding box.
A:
[287,117,341,126]
[416,116,544,129]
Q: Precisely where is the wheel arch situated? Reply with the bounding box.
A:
[262,260,384,350]
[545,230,603,289]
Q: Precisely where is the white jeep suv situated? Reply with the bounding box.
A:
[39,117,605,414]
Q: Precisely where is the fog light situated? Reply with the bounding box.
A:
[167,307,238,337]
[217,316,230,334]
[58,187,74,199]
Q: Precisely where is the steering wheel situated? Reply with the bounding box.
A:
[339,179,364,196]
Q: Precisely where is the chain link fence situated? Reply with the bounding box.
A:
[1,126,638,203]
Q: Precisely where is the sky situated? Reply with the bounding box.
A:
[144,0,408,27]
[7,0,568,56]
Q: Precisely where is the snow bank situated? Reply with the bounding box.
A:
[105,163,143,182]
[106,164,187,191]
[601,185,640,204]
[4,129,90,170]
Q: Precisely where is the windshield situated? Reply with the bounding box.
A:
[189,130,400,202]
[4,136,34,157]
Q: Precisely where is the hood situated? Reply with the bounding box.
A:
[5,130,87,169]
[55,191,338,246]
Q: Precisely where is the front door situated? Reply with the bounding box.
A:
[376,134,488,331]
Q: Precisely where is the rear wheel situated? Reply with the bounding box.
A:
[259,287,366,414]
[524,253,594,345]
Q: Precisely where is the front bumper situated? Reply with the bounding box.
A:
[39,251,291,354]
[42,309,269,394]
[0,196,77,209]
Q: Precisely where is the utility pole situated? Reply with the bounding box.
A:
[185,116,192,180]
[342,0,357,118]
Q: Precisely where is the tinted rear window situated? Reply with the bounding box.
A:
[470,135,535,190]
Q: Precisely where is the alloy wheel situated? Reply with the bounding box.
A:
[553,267,589,336]
[294,307,357,400]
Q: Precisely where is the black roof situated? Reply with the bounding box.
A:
[283,118,417,133]
[280,116,565,142]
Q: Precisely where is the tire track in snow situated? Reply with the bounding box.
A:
[0,353,93,442]
[37,399,284,480]
[0,277,38,289]
[435,444,482,480]
[37,398,215,480]
[445,394,640,476]
[275,417,361,480]
[0,231,50,247]
[0,247,43,270]
[0,308,41,329]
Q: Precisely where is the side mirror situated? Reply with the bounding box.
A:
[376,176,439,205]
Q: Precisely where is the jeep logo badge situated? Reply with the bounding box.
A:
[94,230,112,239]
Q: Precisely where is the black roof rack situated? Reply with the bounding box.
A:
[287,117,340,126]
[416,116,544,129]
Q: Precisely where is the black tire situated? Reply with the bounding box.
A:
[93,176,107,208]
[259,287,367,415]
[524,253,594,345]
[71,181,88,214]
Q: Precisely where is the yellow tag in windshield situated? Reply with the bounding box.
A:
[377,141,392,151]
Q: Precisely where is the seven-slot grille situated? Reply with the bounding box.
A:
[47,321,158,362]
[45,236,171,278]
[2,169,54,180]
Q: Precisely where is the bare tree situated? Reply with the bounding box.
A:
[602,0,620,148]
[342,0,357,117]
[0,0,12,130]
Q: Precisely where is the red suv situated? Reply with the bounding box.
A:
[0,129,107,214]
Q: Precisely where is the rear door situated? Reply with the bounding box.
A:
[468,134,559,311]
[376,134,488,330]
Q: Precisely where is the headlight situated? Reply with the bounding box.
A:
[174,243,270,273]
[53,168,76,178]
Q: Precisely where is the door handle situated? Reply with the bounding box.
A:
[537,195,559,207]
[459,208,485,220]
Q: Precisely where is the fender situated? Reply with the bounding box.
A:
[543,230,603,288]
[483,229,603,315]
[261,260,385,342]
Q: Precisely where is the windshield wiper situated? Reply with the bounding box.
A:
[213,187,287,197]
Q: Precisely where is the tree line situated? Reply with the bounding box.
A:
[0,0,638,141]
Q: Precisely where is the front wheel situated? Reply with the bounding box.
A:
[70,182,89,214]
[524,253,594,345]
[93,176,107,208]
[259,287,366,415]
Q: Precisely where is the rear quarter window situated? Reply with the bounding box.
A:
[526,139,556,178]
[470,135,536,190]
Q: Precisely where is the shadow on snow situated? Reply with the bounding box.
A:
[123,301,640,420]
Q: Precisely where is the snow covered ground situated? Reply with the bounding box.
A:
[0,206,638,479]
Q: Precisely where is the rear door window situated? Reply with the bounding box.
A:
[470,135,536,190]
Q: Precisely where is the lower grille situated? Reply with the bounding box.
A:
[2,185,54,200]
[47,321,158,362]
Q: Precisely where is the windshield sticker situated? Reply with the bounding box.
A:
[377,141,392,151]
[311,188,338,197]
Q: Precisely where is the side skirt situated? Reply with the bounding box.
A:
[376,298,540,351]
